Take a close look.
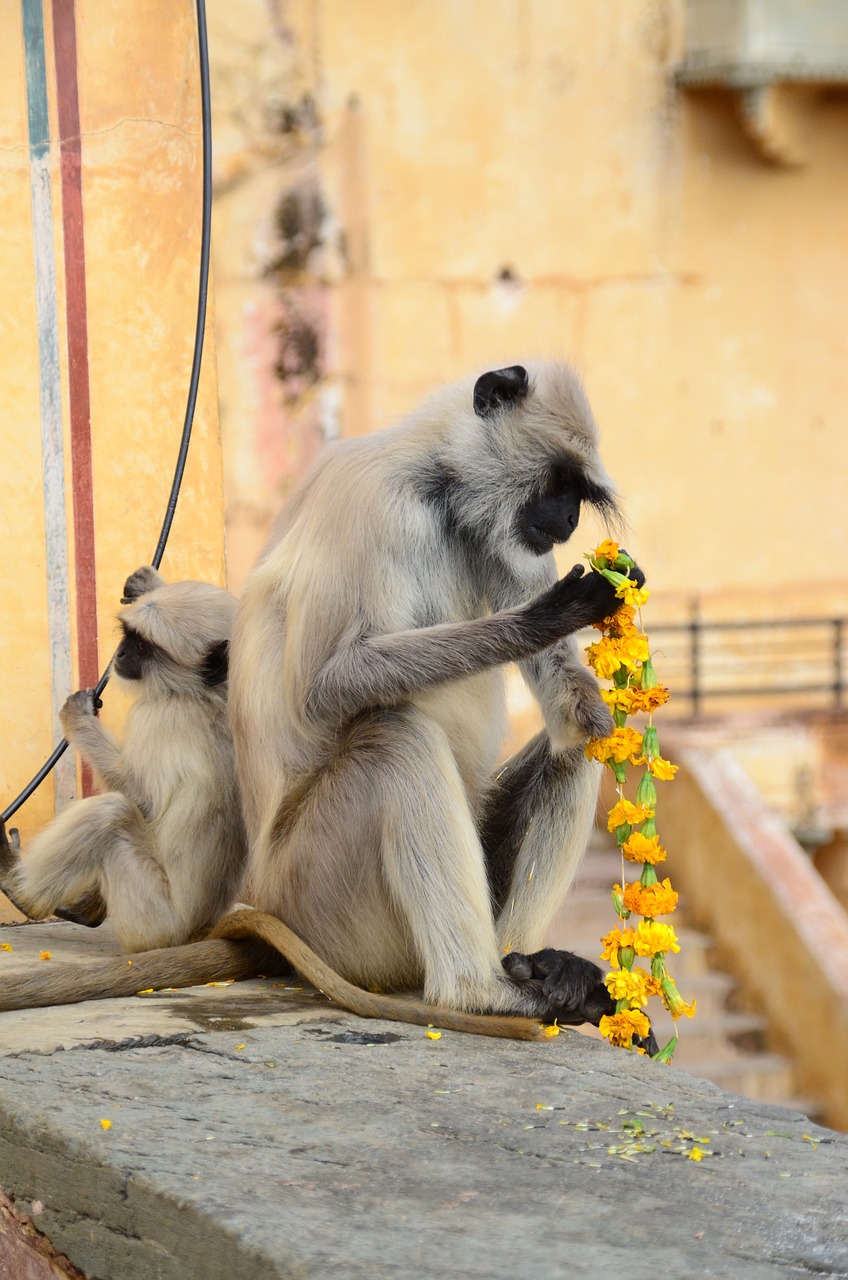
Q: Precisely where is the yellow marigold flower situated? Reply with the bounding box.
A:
[584,726,643,765]
[621,831,667,865]
[661,976,697,1020]
[600,926,635,967]
[599,687,635,714]
[0,943,12,952]
[614,579,650,608]
[618,634,651,668]
[649,756,679,781]
[606,799,654,832]
[623,878,679,918]
[598,1007,651,1048]
[592,539,620,566]
[39,951,51,961]
[603,967,654,1007]
[586,639,626,680]
[633,920,680,957]
[100,1119,112,1131]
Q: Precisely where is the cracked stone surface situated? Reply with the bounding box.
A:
[1,920,847,1279]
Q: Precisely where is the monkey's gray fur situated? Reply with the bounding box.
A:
[0,567,247,951]
[229,360,634,1024]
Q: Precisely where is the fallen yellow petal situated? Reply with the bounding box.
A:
[100,1119,112,1131]
[425,1030,442,1040]
[0,943,12,952]
[687,1147,705,1161]
[136,988,154,995]
[541,1024,561,1037]
[235,1044,246,1051]
[39,951,51,961]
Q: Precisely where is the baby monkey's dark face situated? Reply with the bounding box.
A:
[113,625,151,681]
[516,458,614,556]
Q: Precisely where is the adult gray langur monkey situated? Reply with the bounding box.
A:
[0,567,247,952]
[228,359,643,1030]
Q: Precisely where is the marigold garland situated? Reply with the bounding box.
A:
[584,541,695,1061]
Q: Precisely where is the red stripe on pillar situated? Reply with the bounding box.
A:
[52,0,98,796]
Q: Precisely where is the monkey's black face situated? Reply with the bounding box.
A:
[516,460,614,556]
[517,491,581,554]
[113,626,150,681]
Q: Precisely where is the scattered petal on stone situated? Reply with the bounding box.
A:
[100,1119,112,1131]
[39,951,51,961]
[235,1044,246,1051]
[425,1030,442,1040]
[0,943,12,951]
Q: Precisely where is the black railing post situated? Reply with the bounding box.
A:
[689,596,701,718]
[834,618,844,709]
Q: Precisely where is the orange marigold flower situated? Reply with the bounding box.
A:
[592,539,620,566]
[584,726,643,765]
[600,926,635,967]
[606,799,655,833]
[623,878,679,918]
[599,1007,651,1048]
[621,831,667,865]
[623,685,671,714]
[633,920,680,957]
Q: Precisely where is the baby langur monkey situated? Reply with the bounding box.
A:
[0,567,247,951]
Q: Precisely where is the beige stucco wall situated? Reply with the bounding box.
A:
[0,1,225,917]
[210,1,848,614]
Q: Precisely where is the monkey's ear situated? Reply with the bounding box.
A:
[200,639,229,687]
[473,365,530,420]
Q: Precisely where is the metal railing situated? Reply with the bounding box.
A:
[645,606,847,718]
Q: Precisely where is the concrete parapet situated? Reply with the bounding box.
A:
[0,917,847,1278]
[659,741,848,1130]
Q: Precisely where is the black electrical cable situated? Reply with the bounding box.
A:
[1,0,212,826]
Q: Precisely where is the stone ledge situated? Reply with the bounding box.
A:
[0,921,847,1280]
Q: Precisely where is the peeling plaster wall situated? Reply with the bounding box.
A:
[211,1,848,608]
[0,1,225,915]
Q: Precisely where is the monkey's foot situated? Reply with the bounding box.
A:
[503,947,615,1026]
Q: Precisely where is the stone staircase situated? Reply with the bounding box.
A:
[548,833,822,1119]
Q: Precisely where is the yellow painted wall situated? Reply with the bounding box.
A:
[0,1,224,916]
[211,1,848,619]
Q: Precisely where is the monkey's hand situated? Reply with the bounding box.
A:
[525,563,643,641]
[121,565,165,604]
[59,689,103,736]
[0,821,21,874]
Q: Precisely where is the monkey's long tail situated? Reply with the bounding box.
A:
[211,909,555,1041]
[0,908,555,1041]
